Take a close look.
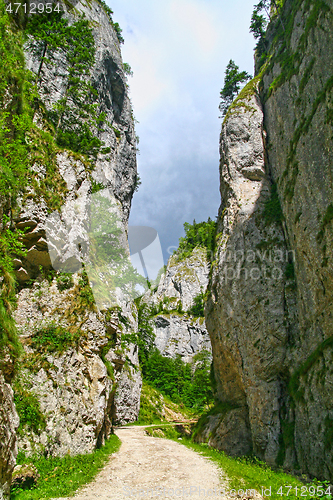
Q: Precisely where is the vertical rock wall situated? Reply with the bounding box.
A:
[262,0,333,479]
[0,373,19,500]
[204,0,333,481]
[144,247,211,362]
[2,0,141,460]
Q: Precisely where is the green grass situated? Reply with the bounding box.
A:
[137,381,166,424]
[13,382,46,435]
[175,440,332,500]
[136,381,198,425]
[11,434,121,500]
[145,425,182,440]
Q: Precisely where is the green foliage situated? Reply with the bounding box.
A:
[0,0,33,360]
[91,179,105,193]
[137,381,165,424]
[134,297,156,372]
[95,0,124,44]
[0,0,31,202]
[148,296,183,317]
[181,440,329,500]
[13,383,46,434]
[145,425,181,440]
[26,11,105,157]
[174,218,217,262]
[56,272,73,291]
[123,62,133,76]
[96,0,113,21]
[250,0,270,61]
[77,270,96,310]
[219,60,252,117]
[11,434,121,499]
[262,183,283,224]
[250,0,286,68]
[223,72,264,123]
[134,173,141,192]
[187,292,205,317]
[29,323,81,355]
[0,219,26,359]
[143,349,213,410]
[113,22,124,44]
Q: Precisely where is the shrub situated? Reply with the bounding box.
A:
[174,218,217,262]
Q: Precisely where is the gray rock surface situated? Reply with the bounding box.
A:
[12,464,39,490]
[154,315,210,364]
[203,0,333,482]
[203,87,293,465]
[0,373,19,500]
[152,247,210,311]
[261,0,333,480]
[144,247,211,362]
[7,0,142,459]
[25,0,137,223]
[14,279,141,457]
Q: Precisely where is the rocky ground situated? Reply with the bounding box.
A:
[54,427,263,500]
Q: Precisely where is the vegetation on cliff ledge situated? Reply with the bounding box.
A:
[173,218,216,262]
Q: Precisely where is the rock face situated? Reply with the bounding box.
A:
[261,0,333,480]
[6,0,141,458]
[203,0,333,482]
[145,247,211,362]
[154,315,210,363]
[13,274,141,457]
[16,0,137,283]
[0,373,19,500]
[203,87,294,463]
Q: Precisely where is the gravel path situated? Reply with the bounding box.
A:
[57,426,232,499]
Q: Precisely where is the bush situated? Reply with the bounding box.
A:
[175,218,217,262]
[13,383,46,434]
[29,324,80,354]
[187,293,205,317]
[143,349,213,411]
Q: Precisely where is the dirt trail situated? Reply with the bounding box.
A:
[57,426,232,499]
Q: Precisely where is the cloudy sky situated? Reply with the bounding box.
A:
[108,0,256,262]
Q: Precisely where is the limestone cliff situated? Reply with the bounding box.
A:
[143,247,211,362]
[202,0,333,482]
[0,0,141,474]
[0,374,19,500]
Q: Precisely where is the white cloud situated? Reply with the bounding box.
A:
[169,0,218,57]
[107,0,256,260]
[126,40,170,116]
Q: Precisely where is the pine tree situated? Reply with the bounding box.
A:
[219,60,251,117]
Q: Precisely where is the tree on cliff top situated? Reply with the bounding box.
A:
[219,60,251,117]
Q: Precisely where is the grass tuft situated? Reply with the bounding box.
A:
[11,434,121,500]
